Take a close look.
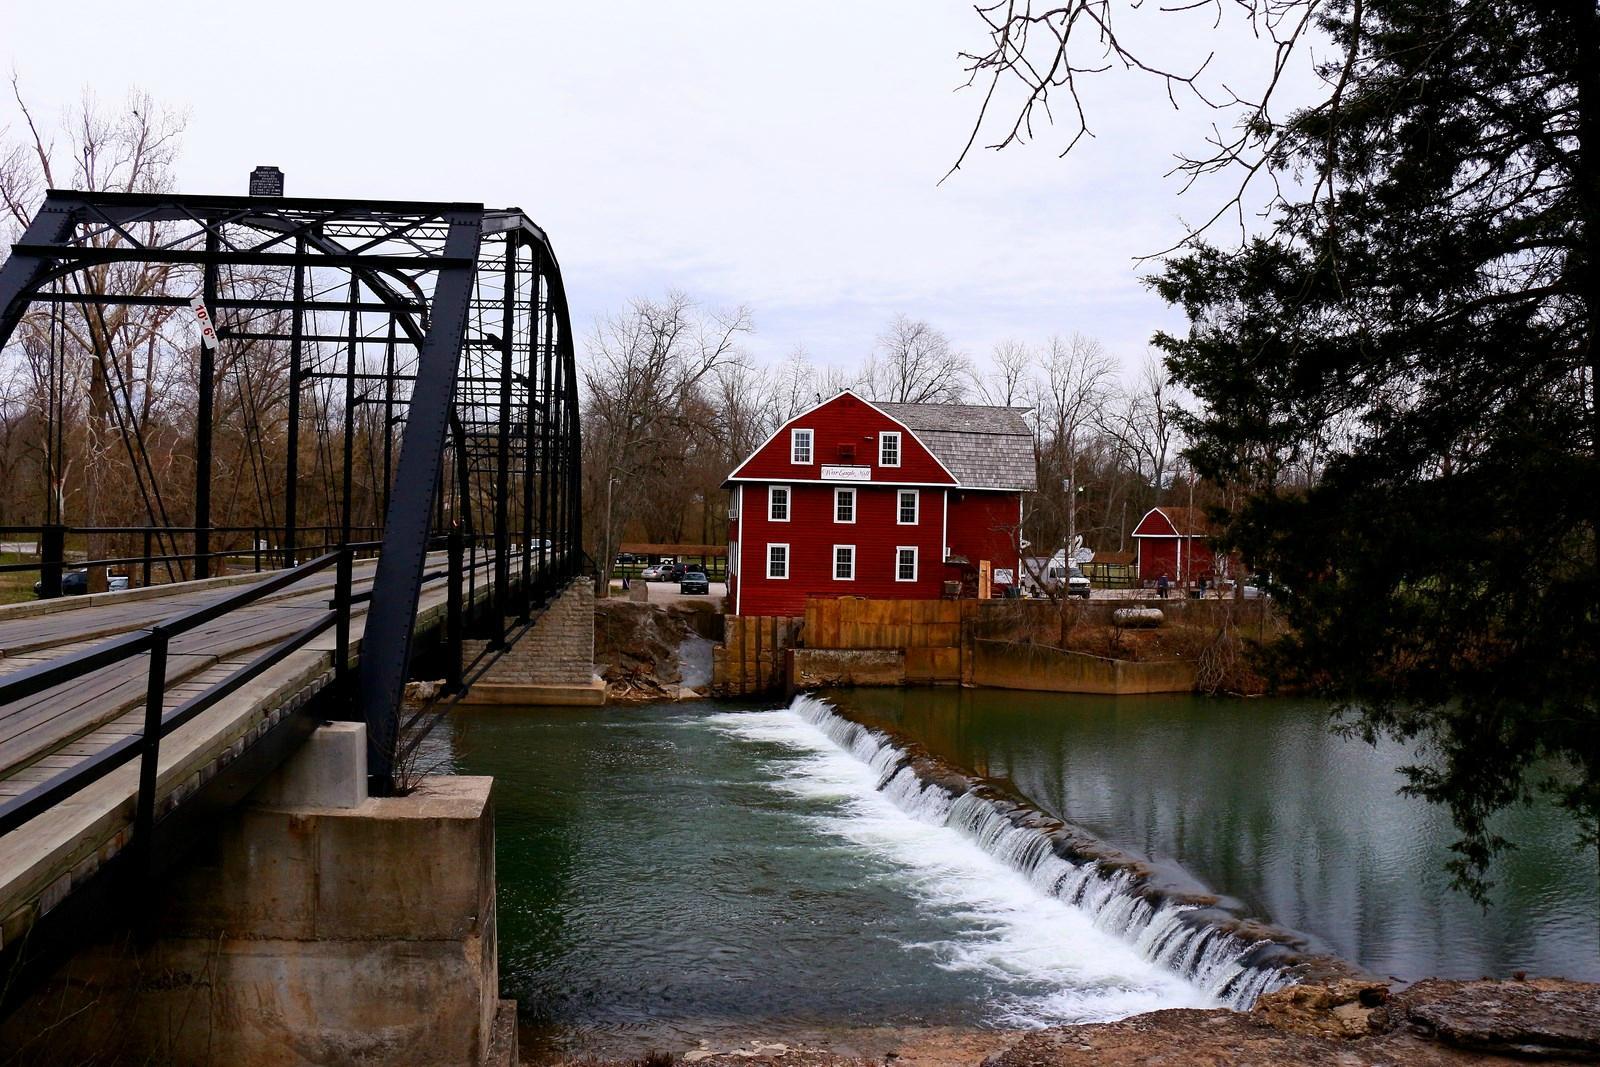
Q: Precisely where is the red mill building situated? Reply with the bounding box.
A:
[724,390,1035,616]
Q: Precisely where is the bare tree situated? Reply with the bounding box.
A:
[1028,332,1115,566]
[1099,352,1180,509]
[861,315,971,404]
[949,1,1327,249]
[972,338,1033,407]
[2,84,188,585]
[581,292,751,595]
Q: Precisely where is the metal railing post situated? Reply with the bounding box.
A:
[335,546,353,702]
[39,524,65,599]
[142,529,153,587]
[254,527,262,573]
[446,528,464,695]
[133,627,169,879]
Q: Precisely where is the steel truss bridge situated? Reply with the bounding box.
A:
[0,192,583,1000]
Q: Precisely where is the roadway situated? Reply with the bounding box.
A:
[0,553,495,951]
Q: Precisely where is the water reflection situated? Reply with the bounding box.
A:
[828,687,1599,982]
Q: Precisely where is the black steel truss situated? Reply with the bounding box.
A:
[0,191,584,790]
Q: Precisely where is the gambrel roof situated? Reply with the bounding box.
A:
[874,403,1036,491]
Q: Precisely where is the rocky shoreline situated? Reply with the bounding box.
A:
[559,977,1600,1067]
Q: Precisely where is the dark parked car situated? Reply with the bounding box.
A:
[615,552,638,565]
[679,571,710,596]
[32,569,130,598]
[660,563,689,583]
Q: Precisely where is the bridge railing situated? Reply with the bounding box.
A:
[0,545,369,861]
[0,524,385,599]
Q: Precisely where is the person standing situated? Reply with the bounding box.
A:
[1157,572,1170,599]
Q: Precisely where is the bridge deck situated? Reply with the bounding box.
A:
[0,555,495,946]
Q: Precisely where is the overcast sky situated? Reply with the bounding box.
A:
[1,2,1318,381]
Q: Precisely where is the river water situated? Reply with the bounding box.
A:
[434,688,1598,1059]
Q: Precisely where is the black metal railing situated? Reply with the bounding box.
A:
[0,524,566,835]
[0,546,361,852]
[0,524,385,599]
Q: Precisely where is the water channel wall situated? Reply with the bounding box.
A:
[713,596,1254,695]
[969,638,1198,694]
[0,725,515,1067]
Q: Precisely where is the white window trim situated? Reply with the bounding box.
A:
[879,430,902,468]
[790,428,814,465]
[768,484,791,523]
[897,489,919,525]
[833,544,855,581]
[895,545,919,583]
[767,542,790,580]
[834,487,856,524]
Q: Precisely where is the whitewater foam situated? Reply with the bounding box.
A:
[707,695,1297,1017]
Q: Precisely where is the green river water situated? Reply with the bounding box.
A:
[431,688,1598,1060]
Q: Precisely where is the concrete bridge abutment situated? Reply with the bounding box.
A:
[0,723,514,1066]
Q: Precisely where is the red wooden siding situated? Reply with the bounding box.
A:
[735,484,947,615]
[1135,536,1215,582]
[729,392,956,486]
[945,490,1023,586]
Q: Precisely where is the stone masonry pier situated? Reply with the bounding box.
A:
[460,577,604,705]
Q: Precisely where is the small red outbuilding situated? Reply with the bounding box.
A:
[1131,506,1216,584]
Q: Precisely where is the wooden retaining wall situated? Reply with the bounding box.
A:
[710,614,801,697]
[712,595,1257,696]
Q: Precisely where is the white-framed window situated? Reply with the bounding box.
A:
[895,546,918,582]
[879,431,901,467]
[897,489,919,525]
[833,544,855,581]
[767,543,790,579]
[768,484,790,522]
[834,487,856,523]
[791,428,814,465]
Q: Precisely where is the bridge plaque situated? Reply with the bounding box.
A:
[248,165,284,196]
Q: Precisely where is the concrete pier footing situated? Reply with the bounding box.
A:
[0,725,515,1066]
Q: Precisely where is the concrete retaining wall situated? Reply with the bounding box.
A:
[0,728,513,1066]
[790,648,906,689]
[970,638,1197,695]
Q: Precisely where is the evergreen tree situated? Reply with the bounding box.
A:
[1149,0,1599,896]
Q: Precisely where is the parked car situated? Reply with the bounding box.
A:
[640,564,666,580]
[615,552,637,565]
[1065,566,1091,599]
[32,570,130,598]
[679,571,710,596]
[1039,557,1091,599]
[660,563,689,583]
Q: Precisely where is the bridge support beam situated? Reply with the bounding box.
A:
[358,210,483,793]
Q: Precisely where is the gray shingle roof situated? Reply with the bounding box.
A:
[874,402,1037,491]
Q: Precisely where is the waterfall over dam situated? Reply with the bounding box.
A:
[767,693,1332,1010]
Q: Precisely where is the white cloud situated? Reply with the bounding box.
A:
[1,0,1324,383]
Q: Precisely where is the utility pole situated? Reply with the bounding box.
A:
[602,473,620,597]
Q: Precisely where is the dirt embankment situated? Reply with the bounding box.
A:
[558,977,1600,1067]
[594,598,721,703]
